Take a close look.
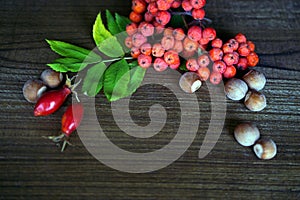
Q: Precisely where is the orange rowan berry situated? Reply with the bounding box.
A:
[247,41,256,52]
[238,43,251,57]
[228,39,239,51]
[223,53,236,66]
[210,71,223,85]
[157,0,172,11]
[235,33,247,44]
[169,62,180,70]
[197,66,211,81]
[126,23,138,36]
[223,65,236,79]
[209,48,223,61]
[171,0,181,8]
[173,28,185,41]
[188,26,202,42]
[202,27,216,41]
[132,0,147,14]
[183,37,199,52]
[186,58,200,71]
[163,27,174,36]
[131,47,141,58]
[247,52,259,67]
[138,54,152,69]
[125,36,133,48]
[144,12,154,22]
[155,11,171,26]
[161,35,175,50]
[236,57,248,70]
[152,43,165,57]
[132,33,147,48]
[213,60,227,74]
[139,22,155,37]
[172,40,184,53]
[222,42,234,54]
[181,50,196,59]
[211,38,223,48]
[129,11,143,23]
[153,21,165,34]
[191,0,206,9]
[164,50,180,65]
[197,54,210,68]
[199,37,210,45]
[147,2,158,14]
[182,0,193,11]
[153,57,169,72]
[140,43,152,56]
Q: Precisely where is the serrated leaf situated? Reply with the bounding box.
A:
[126,65,146,96]
[106,10,121,35]
[93,12,113,46]
[82,62,107,97]
[47,61,88,73]
[115,13,131,31]
[46,40,92,61]
[47,63,69,73]
[98,36,124,57]
[179,62,188,72]
[51,57,90,72]
[104,59,130,101]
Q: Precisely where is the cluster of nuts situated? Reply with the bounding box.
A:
[224,69,267,112]
[23,69,63,103]
[234,123,277,160]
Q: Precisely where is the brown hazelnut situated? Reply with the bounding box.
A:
[243,70,266,91]
[22,79,47,103]
[179,72,202,93]
[253,138,277,160]
[244,90,267,112]
[40,69,63,88]
[234,123,260,147]
[224,78,248,101]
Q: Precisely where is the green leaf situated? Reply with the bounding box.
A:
[82,62,107,97]
[47,63,69,73]
[104,59,130,101]
[47,61,88,73]
[93,12,112,46]
[126,65,146,96]
[98,36,124,57]
[115,13,131,31]
[169,15,186,29]
[46,40,92,61]
[179,62,188,72]
[106,10,121,35]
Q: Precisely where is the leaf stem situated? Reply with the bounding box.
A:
[102,56,134,63]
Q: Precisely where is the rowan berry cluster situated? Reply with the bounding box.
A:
[127,0,260,86]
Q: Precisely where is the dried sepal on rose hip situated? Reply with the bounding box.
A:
[234,123,260,147]
[179,72,202,93]
[23,79,47,103]
[224,78,248,101]
[253,138,277,160]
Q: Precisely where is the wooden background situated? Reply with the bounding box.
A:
[1,0,299,199]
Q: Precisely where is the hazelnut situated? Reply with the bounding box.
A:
[40,69,63,88]
[179,72,202,93]
[234,123,260,146]
[244,90,267,112]
[253,138,277,160]
[22,79,47,103]
[224,78,248,101]
[243,70,266,91]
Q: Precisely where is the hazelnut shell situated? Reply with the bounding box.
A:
[179,72,202,93]
[243,70,266,91]
[23,79,47,103]
[244,90,267,112]
[253,138,277,160]
[41,69,63,88]
[224,78,248,101]
[234,123,260,146]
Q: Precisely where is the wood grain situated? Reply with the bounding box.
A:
[0,0,300,199]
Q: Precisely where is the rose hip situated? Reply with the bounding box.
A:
[61,103,84,137]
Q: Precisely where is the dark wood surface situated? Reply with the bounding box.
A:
[1,0,300,199]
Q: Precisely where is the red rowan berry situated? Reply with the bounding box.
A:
[126,23,138,36]
[169,63,180,70]
[155,11,171,26]
[181,50,196,59]
[171,0,181,8]
[247,41,255,52]
[247,52,259,67]
[202,27,216,41]
[213,60,227,74]
[161,35,175,50]
[140,43,152,56]
[232,52,239,65]
[210,71,222,85]
[182,0,193,11]
[157,0,172,11]
[132,33,147,47]
[223,65,237,79]
[228,39,239,51]
[173,28,185,41]
[209,48,223,61]
[186,58,200,71]
[222,42,234,53]
[129,11,143,23]
[147,2,158,14]
[238,43,251,57]
[211,38,223,48]
[139,22,155,37]
[237,57,248,70]
[192,8,205,20]
[163,27,174,36]
[188,26,202,42]
[153,57,169,72]
[125,36,133,48]
[235,33,247,44]
[199,37,210,45]
[197,66,210,81]
[183,37,199,53]
[164,50,180,65]
[223,53,236,66]
[172,40,184,53]
[131,47,141,58]
[132,0,147,14]
[152,43,165,57]
[191,0,206,9]
[138,54,152,69]
[197,54,210,68]
[144,12,154,22]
